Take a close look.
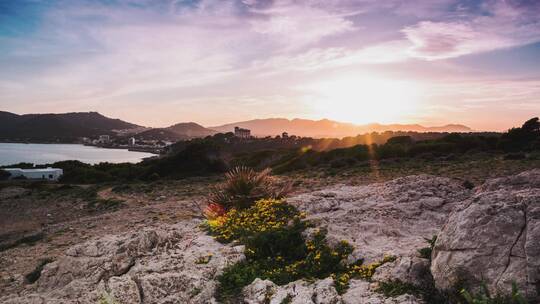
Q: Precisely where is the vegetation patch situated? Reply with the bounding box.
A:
[24,258,54,284]
[417,235,437,260]
[461,283,528,304]
[376,279,421,298]
[203,167,393,303]
[0,231,45,251]
[98,292,119,304]
[195,254,213,264]
[375,241,532,304]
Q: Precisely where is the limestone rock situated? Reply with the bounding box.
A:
[8,171,540,303]
[2,220,244,304]
[289,175,470,263]
[243,278,422,304]
[343,280,421,304]
[431,170,540,301]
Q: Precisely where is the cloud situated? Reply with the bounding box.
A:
[402,21,511,60]
[1,0,540,130]
[402,1,540,60]
[250,40,410,74]
[247,1,355,51]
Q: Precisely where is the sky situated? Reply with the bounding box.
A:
[0,0,539,130]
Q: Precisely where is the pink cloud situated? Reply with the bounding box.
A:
[402,1,540,60]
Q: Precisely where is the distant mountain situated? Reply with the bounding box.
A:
[0,110,472,143]
[0,111,141,142]
[211,118,472,138]
[132,122,216,141]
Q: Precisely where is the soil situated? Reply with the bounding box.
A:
[0,178,216,295]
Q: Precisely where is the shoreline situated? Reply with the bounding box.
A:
[0,143,159,166]
[0,142,160,155]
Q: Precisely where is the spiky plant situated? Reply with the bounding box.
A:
[208,166,291,210]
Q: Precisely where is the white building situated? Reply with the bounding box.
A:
[3,167,63,181]
[128,137,136,146]
[98,135,111,143]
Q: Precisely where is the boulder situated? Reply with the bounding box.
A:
[431,170,540,301]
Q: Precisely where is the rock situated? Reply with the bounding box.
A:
[372,257,430,286]
[243,278,422,304]
[243,279,277,304]
[244,278,348,304]
[343,280,421,304]
[289,175,471,262]
[8,171,540,303]
[431,170,540,301]
[1,220,244,304]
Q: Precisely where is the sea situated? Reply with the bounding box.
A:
[0,143,156,166]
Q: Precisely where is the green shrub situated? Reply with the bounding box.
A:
[418,235,437,260]
[376,280,420,297]
[24,258,54,284]
[98,292,119,304]
[463,180,475,190]
[461,282,528,304]
[210,199,393,302]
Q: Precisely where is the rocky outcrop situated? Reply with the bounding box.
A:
[243,278,421,304]
[6,171,539,303]
[1,220,244,304]
[289,175,471,263]
[431,170,540,301]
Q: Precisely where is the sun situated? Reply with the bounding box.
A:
[302,75,424,124]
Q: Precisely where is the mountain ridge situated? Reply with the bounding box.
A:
[0,111,141,141]
[0,111,473,141]
[211,118,472,138]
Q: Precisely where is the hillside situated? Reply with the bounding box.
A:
[166,122,217,138]
[0,111,141,142]
[134,128,189,141]
[133,122,216,141]
[211,118,472,138]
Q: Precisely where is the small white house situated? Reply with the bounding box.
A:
[4,167,63,181]
[98,135,111,143]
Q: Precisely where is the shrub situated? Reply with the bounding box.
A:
[24,258,53,284]
[205,169,397,302]
[0,169,11,180]
[503,153,526,160]
[461,282,528,304]
[387,136,414,145]
[208,167,291,211]
[206,198,304,243]
[376,279,420,297]
[98,292,119,304]
[333,255,397,294]
[418,235,437,260]
[209,199,394,302]
[463,180,475,190]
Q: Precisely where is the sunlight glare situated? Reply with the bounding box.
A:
[303,75,424,124]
